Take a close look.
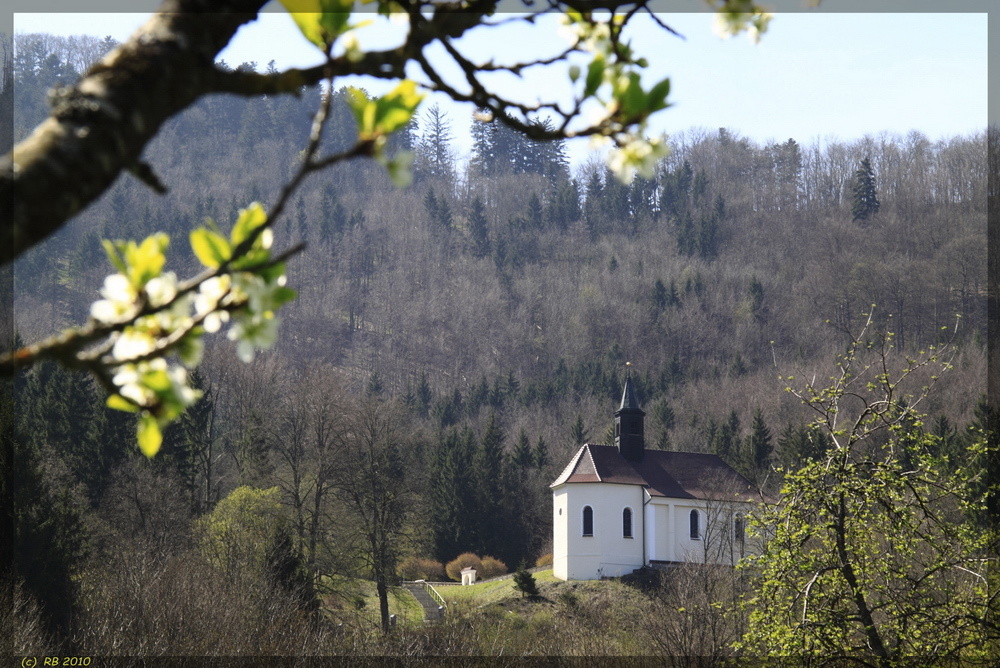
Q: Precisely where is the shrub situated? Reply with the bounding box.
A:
[513,562,539,598]
[445,553,483,582]
[398,556,446,581]
[535,553,553,568]
[478,556,508,579]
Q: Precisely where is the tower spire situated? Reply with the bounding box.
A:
[615,363,645,461]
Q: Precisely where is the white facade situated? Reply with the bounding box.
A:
[553,481,752,580]
[553,483,645,580]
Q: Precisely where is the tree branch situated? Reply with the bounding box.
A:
[1,0,273,265]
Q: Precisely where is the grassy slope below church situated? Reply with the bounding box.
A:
[382,567,744,657]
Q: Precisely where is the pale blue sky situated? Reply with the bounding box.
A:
[11,4,991,166]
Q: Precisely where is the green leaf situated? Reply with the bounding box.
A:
[230,202,268,247]
[346,87,376,136]
[102,239,128,275]
[107,393,139,413]
[373,80,425,136]
[584,55,606,98]
[271,286,297,308]
[127,233,169,287]
[647,76,671,112]
[614,72,647,120]
[257,262,286,284]
[190,228,232,269]
[137,413,162,458]
[279,0,355,49]
[141,368,172,393]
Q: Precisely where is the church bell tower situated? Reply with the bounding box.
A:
[615,363,645,462]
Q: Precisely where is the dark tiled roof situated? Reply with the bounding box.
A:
[551,444,763,502]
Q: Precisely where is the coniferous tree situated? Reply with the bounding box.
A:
[675,209,697,256]
[526,192,544,231]
[583,169,604,238]
[474,413,506,553]
[531,437,548,470]
[525,117,570,182]
[652,279,669,313]
[3,379,86,640]
[415,103,455,184]
[651,399,676,450]
[423,187,439,225]
[416,372,432,417]
[468,196,491,258]
[469,111,496,178]
[511,428,533,469]
[851,156,880,223]
[745,408,773,479]
[570,414,588,446]
[429,428,476,562]
[513,562,539,597]
[318,183,347,246]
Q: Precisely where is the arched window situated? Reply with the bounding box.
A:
[582,505,594,537]
[734,514,745,542]
[689,509,700,540]
[623,507,633,538]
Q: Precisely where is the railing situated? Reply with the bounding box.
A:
[413,580,447,619]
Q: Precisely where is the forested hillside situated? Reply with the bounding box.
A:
[8,33,990,654]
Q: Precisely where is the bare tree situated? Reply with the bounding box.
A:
[328,394,415,633]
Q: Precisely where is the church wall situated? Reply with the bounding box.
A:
[668,500,754,566]
[553,482,645,580]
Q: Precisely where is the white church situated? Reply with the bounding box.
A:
[551,368,765,580]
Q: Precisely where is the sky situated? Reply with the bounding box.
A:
[8,2,993,169]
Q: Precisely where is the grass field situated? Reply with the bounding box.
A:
[433,569,559,613]
[319,574,423,627]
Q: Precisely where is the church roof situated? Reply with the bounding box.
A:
[551,444,763,502]
[618,372,643,413]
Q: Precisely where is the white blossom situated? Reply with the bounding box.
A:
[144,272,178,307]
[112,330,157,361]
[91,273,138,323]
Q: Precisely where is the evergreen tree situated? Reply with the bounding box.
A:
[851,156,880,223]
[526,192,544,231]
[3,379,86,639]
[511,428,533,469]
[777,422,829,469]
[416,372,433,417]
[366,371,384,397]
[651,399,675,450]
[675,209,697,256]
[429,428,476,562]
[964,395,1000,524]
[513,562,539,597]
[570,414,588,446]
[712,411,741,466]
[533,436,549,469]
[697,212,720,259]
[415,104,455,183]
[423,187,439,224]
[21,360,128,505]
[583,169,604,238]
[745,408,773,478]
[546,178,581,229]
[468,196,491,258]
[469,111,496,178]
[474,413,512,560]
[318,183,347,246]
[652,278,669,313]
